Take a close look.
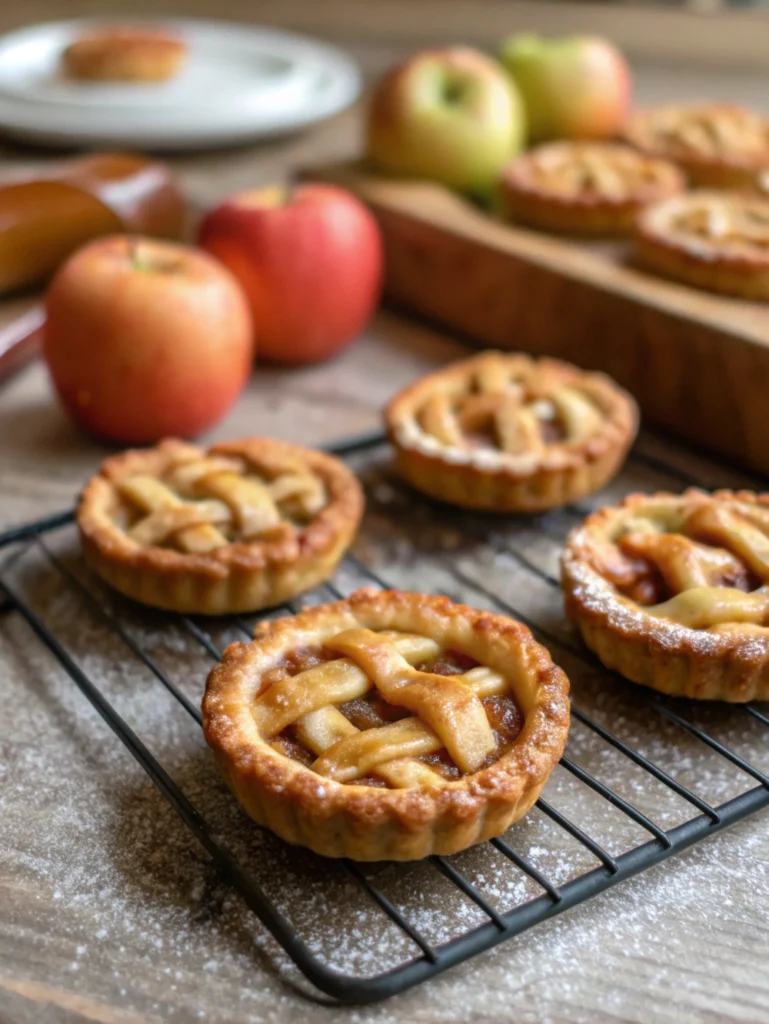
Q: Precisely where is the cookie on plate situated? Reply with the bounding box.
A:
[62,27,187,82]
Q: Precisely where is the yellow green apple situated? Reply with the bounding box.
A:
[500,34,631,143]
[366,47,526,197]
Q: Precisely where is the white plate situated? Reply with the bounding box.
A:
[0,19,361,149]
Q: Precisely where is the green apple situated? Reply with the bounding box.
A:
[500,34,631,143]
[366,47,526,197]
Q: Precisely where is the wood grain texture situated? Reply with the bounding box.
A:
[310,162,769,479]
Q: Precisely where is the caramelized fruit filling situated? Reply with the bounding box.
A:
[599,515,764,607]
[263,643,524,786]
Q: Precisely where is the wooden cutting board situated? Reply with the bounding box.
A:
[310,161,769,479]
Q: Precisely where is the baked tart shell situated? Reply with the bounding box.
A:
[202,589,571,860]
[386,353,639,512]
[623,104,769,190]
[562,490,769,702]
[77,438,364,615]
[635,192,769,301]
[501,143,684,236]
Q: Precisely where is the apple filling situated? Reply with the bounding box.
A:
[593,505,769,611]
[605,534,761,607]
[264,644,524,787]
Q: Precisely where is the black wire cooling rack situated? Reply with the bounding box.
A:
[1,428,768,1006]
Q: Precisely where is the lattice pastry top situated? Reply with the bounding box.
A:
[501,142,683,234]
[77,438,363,615]
[635,191,769,300]
[386,352,638,512]
[643,191,769,258]
[624,103,769,188]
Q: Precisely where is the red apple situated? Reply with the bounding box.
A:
[197,184,383,366]
[500,34,631,143]
[366,47,526,197]
[44,235,253,443]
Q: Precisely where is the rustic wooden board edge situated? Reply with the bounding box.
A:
[307,161,769,478]
[310,161,769,345]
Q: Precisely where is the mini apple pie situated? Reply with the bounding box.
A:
[77,438,364,615]
[636,191,769,300]
[500,142,684,235]
[562,489,769,701]
[386,351,638,512]
[202,588,570,860]
[623,103,769,190]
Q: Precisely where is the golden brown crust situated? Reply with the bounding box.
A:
[62,27,187,82]
[501,142,684,235]
[76,437,364,614]
[385,351,638,512]
[635,191,769,300]
[561,489,769,701]
[623,103,769,190]
[202,588,570,860]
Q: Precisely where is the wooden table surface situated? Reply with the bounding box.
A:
[2,6,769,1023]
